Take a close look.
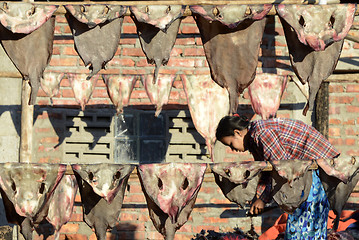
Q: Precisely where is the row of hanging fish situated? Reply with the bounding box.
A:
[0,158,357,240]
[0,3,356,113]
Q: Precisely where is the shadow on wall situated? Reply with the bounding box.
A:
[114,223,137,240]
[33,222,137,240]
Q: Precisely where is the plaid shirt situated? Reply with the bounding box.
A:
[248,118,340,203]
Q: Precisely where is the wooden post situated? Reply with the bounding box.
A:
[19,79,34,163]
[315,82,329,139]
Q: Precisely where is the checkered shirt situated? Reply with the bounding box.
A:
[248,118,340,203]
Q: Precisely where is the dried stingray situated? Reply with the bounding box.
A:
[72,164,135,240]
[0,163,66,240]
[130,5,185,84]
[276,4,356,115]
[211,161,268,208]
[248,73,288,120]
[141,74,176,117]
[181,74,230,160]
[270,159,314,186]
[0,2,58,34]
[65,5,127,79]
[68,73,99,111]
[272,169,313,214]
[190,4,272,113]
[138,163,207,240]
[102,74,137,114]
[319,157,359,231]
[0,3,57,105]
[40,72,65,103]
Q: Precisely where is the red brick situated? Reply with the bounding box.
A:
[346,84,359,92]
[181,25,200,34]
[123,16,133,24]
[52,99,79,106]
[53,39,74,45]
[64,234,88,240]
[329,138,342,146]
[92,88,109,98]
[171,48,184,57]
[100,68,121,75]
[147,231,164,239]
[343,119,355,125]
[122,25,137,34]
[329,106,341,114]
[350,192,359,198]
[87,99,111,106]
[37,99,51,106]
[122,48,145,57]
[52,46,61,55]
[173,80,184,89]
[195,37,203,46]
[124,193,146,202]
[210,197,231,204]
[50,57,78,67]
[328,128,341,137]
[119,213,139,221]
[88,233,97,240]
[274,40,287,47]
[329,96,354,104]
[329,85,344,93]
[119,38,137,45]
[345,128,359,136]
[35,128,52,133]
[37,88,48,97]
[38,157,49,163]
[200,187,215,194]
[122,69,146,75]
[64,25,72,34]
[156,68,177,75]
[67,212,82,222]
[128,184,143,194]
[168,58,195,68]
[192,225,220,233]
[275,27,285,36]
[96,79,106,87]
[60,223,80,233]
[56,15,67,23]
[40,137,59,144]
[182,16,195,24]
[60,78,71,87]
[277,113,291,118]
[345,139,356,145]
[346,105,359,113]
[63,47,78,56]
[75,194,82,203]
[108,58,135,67]
[174,233,193,240]
[203,217,229,223]
[175,38,196,45]
[131,90,149,99]
[184,48,205,56]
[136,58,150,67]
[62,89,75,98]
[329,119,341,124]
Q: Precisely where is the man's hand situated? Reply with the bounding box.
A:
[249,199,265,216]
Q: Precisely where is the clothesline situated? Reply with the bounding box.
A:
[43,3,359,16]
[59,160,320,175]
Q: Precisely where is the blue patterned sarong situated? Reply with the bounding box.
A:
[285,170,330,240]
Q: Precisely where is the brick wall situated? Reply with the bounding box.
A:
[2,11,358,240]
